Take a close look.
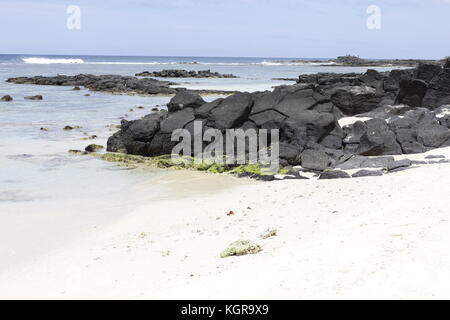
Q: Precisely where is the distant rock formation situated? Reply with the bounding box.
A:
[7,74,178,95]
[136,69,237,78]
[6,74,236,96]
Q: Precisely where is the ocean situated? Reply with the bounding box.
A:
[0,54,399,270]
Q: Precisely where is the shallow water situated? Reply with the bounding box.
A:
[0,54,399,270]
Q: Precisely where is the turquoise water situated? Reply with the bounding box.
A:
[0,54,402,207]
[0,54,400,270]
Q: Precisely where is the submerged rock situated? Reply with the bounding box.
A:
[1,95,13,102]
[24,95,43,100]
[80,135,98,141]
[68,149,87,155]
[85,144,104,153]
[63,125,81,130]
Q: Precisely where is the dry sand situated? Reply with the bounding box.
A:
[1,148,450,299]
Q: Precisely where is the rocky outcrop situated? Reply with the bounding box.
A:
[342,108,450,155]
[271,56,437,68]
[8,74,177,95]
[422,62,450,108]
[136,69,237,78]
[7,74,236,96]
[105,62,450,176]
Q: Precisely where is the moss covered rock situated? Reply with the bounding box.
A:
[85,144,104,153]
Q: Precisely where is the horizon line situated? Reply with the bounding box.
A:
[0,53,443,61]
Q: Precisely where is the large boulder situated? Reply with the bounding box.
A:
[208,93,252,130]
[415,63,442,83]
[107,112,167,155]
[358,119,402,156]
[331,86,381,116]
[160,108,195,133]
[300,149,334,171]
[383,69,414,92]
[423,67,450,109]
[395,79,428,108]
[167,91,205,112]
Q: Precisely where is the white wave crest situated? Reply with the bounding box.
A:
[22,57,85,64]
[85,61,194,65]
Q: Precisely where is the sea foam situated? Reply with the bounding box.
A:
[22,57,85,64]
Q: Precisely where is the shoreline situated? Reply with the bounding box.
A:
[0,169,247,277]
[1,148,450,299]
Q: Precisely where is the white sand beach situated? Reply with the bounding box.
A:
[1,147,450,300]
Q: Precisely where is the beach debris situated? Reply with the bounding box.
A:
[220,240,262,258]
[161,250,171,257]
[24,95,43,100]
[1,95,13,102]
[40,127,48,131]
[73,86,81,91]
[227,210,235,216]
[138,232,147,239]
[85,144,104,153]
[259,228,277,239]
[84,94,90,96]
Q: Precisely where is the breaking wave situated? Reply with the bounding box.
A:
[19,57,331,66]
[22,57,85,64]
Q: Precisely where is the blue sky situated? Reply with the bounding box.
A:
[0,0,449,59]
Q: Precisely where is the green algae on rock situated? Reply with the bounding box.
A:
[88,152,285,179]
[85,144,104,153]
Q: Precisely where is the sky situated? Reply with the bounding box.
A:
[0,0,449,59]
